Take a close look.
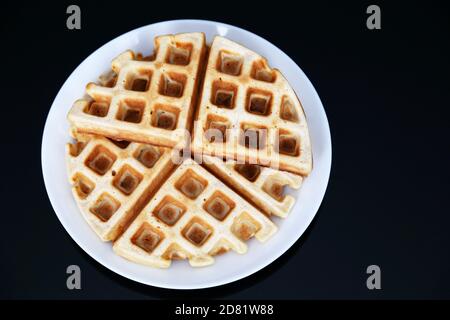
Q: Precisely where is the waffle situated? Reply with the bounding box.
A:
[201,155,302,217]
[113,158,277,268]
[191,36,312,175]
[68,32,206,149]
[66,134,177,241]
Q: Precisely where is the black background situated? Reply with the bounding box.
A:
[1,0,449,299]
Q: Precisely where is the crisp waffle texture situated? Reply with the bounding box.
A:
[65,32,313,268]
[66,134,177,241]
[68,32,206,148]
[192,36,312,175]
[113,158,277,268]
[201,155,302,217]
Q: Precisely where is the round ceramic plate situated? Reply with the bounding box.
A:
[41,19,332,289]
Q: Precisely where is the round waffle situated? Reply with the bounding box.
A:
[65,32,313,268]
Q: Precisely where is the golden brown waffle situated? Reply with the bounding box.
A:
[201,155,302,217]
[66,134,177,241]
[65,33,314,269]
[191,36,312,175]
[68,32,206,148]
[113,158,277,268]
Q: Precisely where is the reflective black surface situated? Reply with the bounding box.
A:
[1,0,449,299]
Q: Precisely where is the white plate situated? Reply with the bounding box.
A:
[41,19,332,290]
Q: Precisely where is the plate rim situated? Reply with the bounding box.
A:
[41,19,332,290]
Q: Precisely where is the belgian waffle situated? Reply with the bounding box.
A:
[191,36,312,175]
[113,158,277,268]
[201,155,302,217]
[68,32,206,148]
[66,134,177,241]
[64,32,314,269]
